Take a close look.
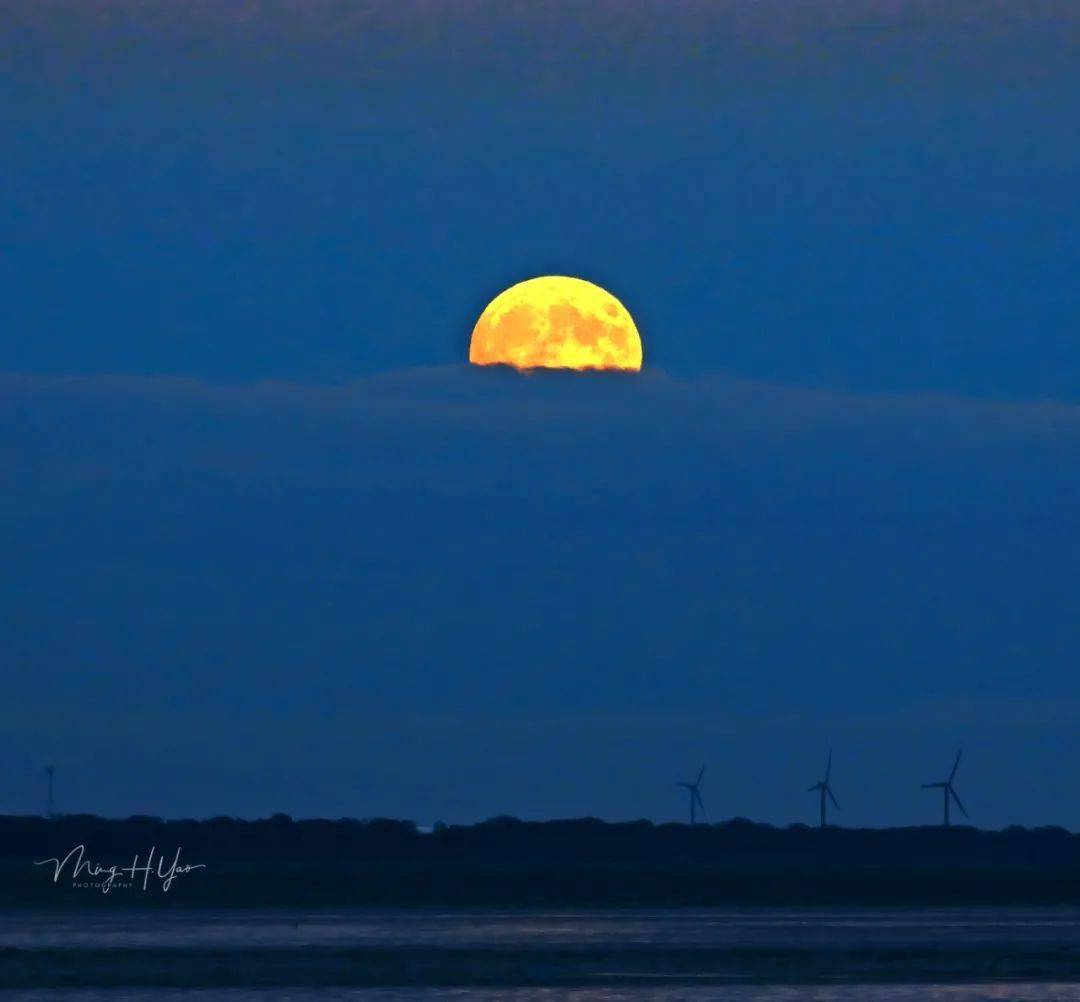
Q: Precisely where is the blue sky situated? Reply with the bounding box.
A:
[2,2,1079,825]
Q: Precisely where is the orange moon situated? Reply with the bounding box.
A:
[469,276,643,371]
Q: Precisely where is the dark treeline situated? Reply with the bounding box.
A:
[6,814,1080,906]
[4,813,1079,865]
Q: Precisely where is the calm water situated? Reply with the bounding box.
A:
[5,988,1080,1000]
[5,907,1080,950]
[3,907,1080,999]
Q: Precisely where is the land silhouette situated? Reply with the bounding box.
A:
[6,812,1080,907]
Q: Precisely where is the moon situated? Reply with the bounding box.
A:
[469,276,643,371]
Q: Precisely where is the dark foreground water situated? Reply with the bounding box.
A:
[5,990,1080,1002]
[4,907,1080,998]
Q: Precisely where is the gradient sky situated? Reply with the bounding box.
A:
[3,1,1080,827]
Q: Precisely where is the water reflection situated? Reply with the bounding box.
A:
[6,985,1080,1001]
[4,906,1080,951]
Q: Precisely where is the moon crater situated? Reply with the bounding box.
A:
[469,276,643,372]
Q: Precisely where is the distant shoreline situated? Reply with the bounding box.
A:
[5,814,1080,907]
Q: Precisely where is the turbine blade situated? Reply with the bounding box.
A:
[922,782,945,788]
[950,786,969,818]
[950,749,962,782]
[695,790,708,822]
[828,787,840,810]
[696,764,706,785]
[808,783,822,792]
[825,749,832,782]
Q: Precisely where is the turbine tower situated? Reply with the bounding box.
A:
[676,764,707,825]
[45,765,54,818]
[808,750,840,827]
[922,749,968,826]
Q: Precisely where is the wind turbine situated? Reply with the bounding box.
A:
[676,764,707,825]
[808,750,840,827]
[922,750,968,826]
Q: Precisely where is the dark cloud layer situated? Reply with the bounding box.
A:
[4,367,1079,825]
